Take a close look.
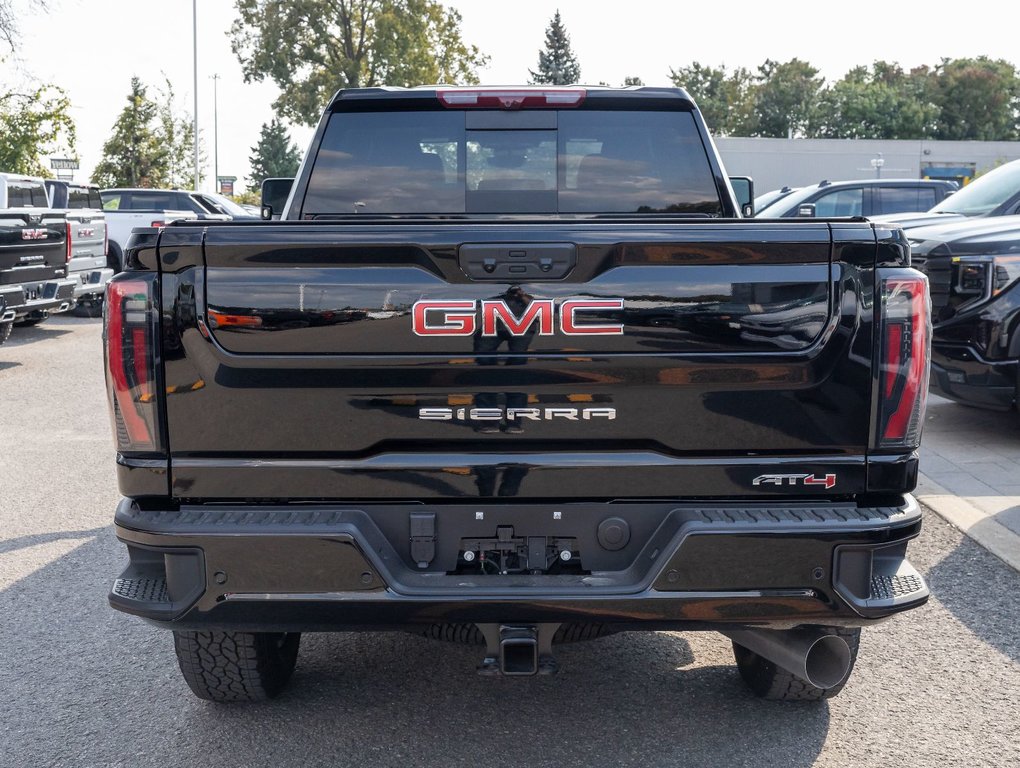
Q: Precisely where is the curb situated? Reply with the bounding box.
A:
[917,473,1020,573]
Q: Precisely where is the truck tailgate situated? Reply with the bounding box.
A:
[160,221,878,500]
[0,209,68,285]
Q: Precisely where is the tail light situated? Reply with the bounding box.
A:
[104,277,163,453]
[150,220,166,228]
[103,222,109,258]
[878,273,931,448]
[65,220,72,263]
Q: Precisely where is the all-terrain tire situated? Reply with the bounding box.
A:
[731,626,861,701]
[0,321,11,345]
[173,630,300,702]
[108,242,123,273]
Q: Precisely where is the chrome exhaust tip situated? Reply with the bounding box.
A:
[723,628,852,690]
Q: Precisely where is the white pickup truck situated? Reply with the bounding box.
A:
[100,189,199,272]
[44,180,112,316]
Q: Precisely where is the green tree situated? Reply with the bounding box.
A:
[812,62,938,139]
[92,78,165,188]
[529,10,580,85]
[669,62,756,135]
[231,0,487,126]
[754,58,823,138]
[0,84,76,176]
[248,118,302,191]
[623,76,644,86]
[157,78,201,189]
[932,57,1020,140]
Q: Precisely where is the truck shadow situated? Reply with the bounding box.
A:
[5,323,73,346]
[193,630,832,767]
[1,533,830,768]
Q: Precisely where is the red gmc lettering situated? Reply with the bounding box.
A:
[412,298,625,337]
[560,299,625,335]
[481,300,554,336]
[412,300,476,336]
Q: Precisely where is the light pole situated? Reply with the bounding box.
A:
[192,0,200,190]
[211,73,220,192]
[871,152,885,179]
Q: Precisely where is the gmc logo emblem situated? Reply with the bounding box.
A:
[21,228,47,240]
[412,298,625,337]
[78,227,95,238]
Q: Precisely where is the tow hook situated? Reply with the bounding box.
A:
[476,623,560,676]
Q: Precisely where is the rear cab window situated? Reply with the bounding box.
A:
[5,181,48,207]
[302,108,722,216]
[68,186,98,209]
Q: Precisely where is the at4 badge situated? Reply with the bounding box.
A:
[752,473,837,490]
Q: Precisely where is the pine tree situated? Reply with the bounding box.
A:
[529,10,580,85]
[92,77,165,188]
[247,119,302,191]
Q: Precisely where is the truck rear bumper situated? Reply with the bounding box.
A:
[70,267,114,299]
[110,496,928,632]
[930,343,1017,411]
[0,279,77,318]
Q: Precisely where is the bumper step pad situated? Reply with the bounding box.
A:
[871,573,925,601]
[112,577,169,604]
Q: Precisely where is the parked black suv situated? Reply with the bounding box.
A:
[756,178,957,218]
[909,215,1020,413]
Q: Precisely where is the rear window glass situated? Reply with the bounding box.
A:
[68,187,96,209]
[302,110,721,216]
[110,191,175,210]
[877,186,936,215]
[6,182,47,207]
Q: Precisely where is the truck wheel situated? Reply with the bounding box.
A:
[731,626,860,701]
[0,321,11,345]
[108,242,123,273]
[173,630,300,702]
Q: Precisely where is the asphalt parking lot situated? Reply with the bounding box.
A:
[2,315,1019,768]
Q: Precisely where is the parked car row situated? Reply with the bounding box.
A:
[749,164,1020,420]
[0,173,258,345]
[754,178,958,218]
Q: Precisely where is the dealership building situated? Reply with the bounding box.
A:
[715,137,1020,195]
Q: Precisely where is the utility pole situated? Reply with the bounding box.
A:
[192,0,200,190]
[211,73,220,192]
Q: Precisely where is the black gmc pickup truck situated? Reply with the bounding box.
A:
[0,185,76,344]
[105,86,931,703]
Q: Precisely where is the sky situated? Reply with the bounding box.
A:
[7,0,1019,191]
